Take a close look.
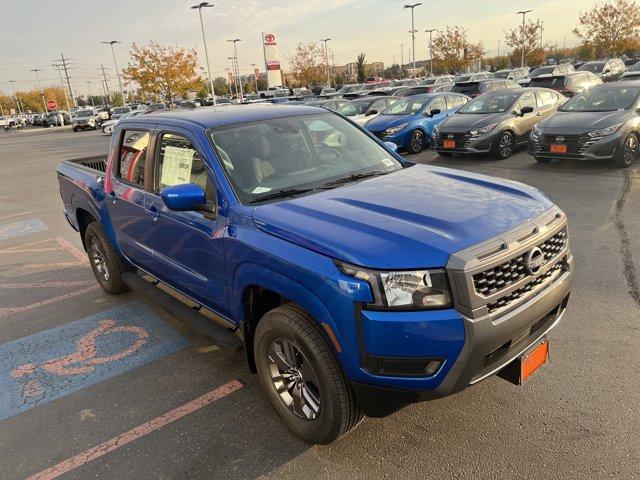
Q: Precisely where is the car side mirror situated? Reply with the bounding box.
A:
[367,110,378,116]
[428,108,441,117]
[160,183,207,211]
[520,106,534,116]
[383,141,398,153]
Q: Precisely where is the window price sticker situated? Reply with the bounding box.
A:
[161,146,195,186]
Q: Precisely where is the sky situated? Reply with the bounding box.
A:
[0,0,602,96]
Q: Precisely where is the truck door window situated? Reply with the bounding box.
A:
[156,133,211,194]
[117,130,150,188]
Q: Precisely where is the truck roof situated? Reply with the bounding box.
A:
[122,104,323,129]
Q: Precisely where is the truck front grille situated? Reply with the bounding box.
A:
[473,229,567,297]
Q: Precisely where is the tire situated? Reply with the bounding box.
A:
[535,157,551,163]
[84,222,128,294]
[73,127,78,132]
[42,121,49,128]
[254,303,362,444]
[493,131,515,159]
[614,132,639,168]
[408,129,425,154]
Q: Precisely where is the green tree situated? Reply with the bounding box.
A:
[383,64,402,79]
[356,52,367,82]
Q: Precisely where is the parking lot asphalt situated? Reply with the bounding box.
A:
[0,127,638,480]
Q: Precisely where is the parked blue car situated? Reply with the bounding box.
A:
[364,93,470,153]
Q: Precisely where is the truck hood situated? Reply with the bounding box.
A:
[251,165,553,269]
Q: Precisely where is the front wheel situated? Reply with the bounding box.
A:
[614,132,638,168]
[408,129,425,154]
[84,222,128,294]
[254,304,362,444]
[494,131,515,159]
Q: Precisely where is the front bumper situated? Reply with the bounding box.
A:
[370,130,411,149]
[432,129,498,154]
[528,129,622,160]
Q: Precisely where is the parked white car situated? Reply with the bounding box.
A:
[337,96,399,126]
[100,109,147,134]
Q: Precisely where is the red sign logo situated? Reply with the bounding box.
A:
[46,100,57,110]
[264,33,276,45]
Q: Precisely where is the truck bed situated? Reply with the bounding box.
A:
[62,154,108,173]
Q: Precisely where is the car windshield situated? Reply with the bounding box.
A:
[75,110,94,118]
[529,76,567,89]
[208,113,402,204]
[457,91,521,114]
[114,107,130,114]
[381,96,430,115]
[493,71,512,78]
[578,62,605,73]
[559,86,640,112]
[420,78,436,85]
[455,74,472,82]
[530,66,555,77]
[338,101,370,116]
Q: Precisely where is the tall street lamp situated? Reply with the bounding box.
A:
[7,80,22,114]
[227,39,243,101]
[320,38,331,85]
[86,80,95,107]
[228,56,239,97]
[101,40,126,106]
[30,68,47,112]
[403,3,421,78]
[191,2,217,107]
[250,63,259,93]
[516,10,532,68]
[425,29,436,76]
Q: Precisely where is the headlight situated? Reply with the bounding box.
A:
[433,122,440,134]
[336,260,452,310]
[587,122,624,138]
[532,124,542,136]
[385,123,408,135]
[470,123,498,136]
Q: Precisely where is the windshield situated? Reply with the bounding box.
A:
[529,76,567,89]
[452,82,480,94]
[75,110,94,118]
[420,78,436,85]
[114,107,130,114]
[559,86,640,112]
[455,74,472,83]
[493,71,511,78]
[578,62,605,73]
[338,101,370,116]
[381,96,430,115]
[458,91,521,114]
[530,66,555,77]
[208,113,402,204]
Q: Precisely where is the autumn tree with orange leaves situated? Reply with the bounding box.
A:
[122,42,201,101]
[573,0,640,58]
[504,19,546,67]
[431,26,485,74]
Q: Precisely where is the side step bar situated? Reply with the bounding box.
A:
[122,272,243,352]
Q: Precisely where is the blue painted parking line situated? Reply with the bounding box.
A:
[0,218,48,241]
[0,301,188,421]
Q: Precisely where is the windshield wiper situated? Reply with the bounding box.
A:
[321,171,388,187]
[249,188,316,203]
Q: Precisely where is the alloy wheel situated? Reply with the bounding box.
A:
[89,237,109,281]
[410,130,424,153]
[499,132,513,158]
[267,338,321,420]
[623,134,638,166]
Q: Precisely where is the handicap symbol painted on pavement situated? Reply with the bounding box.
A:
[0,301,188,421]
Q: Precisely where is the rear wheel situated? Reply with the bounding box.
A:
[254,304,362,444]
[494,131,515,159]
[84,222,128,294]
[73,127,78,132]
[408,129,425,154]
[614,132,638,168]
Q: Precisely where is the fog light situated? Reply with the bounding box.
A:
[365,354,444,377]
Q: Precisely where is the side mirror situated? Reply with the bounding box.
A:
[160,183,206,211]
[367,110,378,116]
[428,108,441,117]
[520,106,534,116]
[383,141,398,153]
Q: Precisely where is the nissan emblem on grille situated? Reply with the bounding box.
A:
[447,133,454,139]
[524,247,545,275]
[555,136,565,143]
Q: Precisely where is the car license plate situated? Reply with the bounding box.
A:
[550,143,567,153]
[443,139,455,148]
[497,339,549,385]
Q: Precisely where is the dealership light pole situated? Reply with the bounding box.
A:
[227,39,243,101]
[250,63,259,93]
[404,3,421,78]
[320,38,331,86]
[425,29,436,76]
[86,80,95,107]
[516,10,532,68]
[7,80,22,114]
[228,56,239,98]
[191,2,217,107]
[30,68,47,112]
[101,41,125,106]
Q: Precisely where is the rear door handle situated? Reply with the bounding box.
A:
[147,205,159,221]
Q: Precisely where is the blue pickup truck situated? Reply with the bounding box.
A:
[58,105,572,444]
